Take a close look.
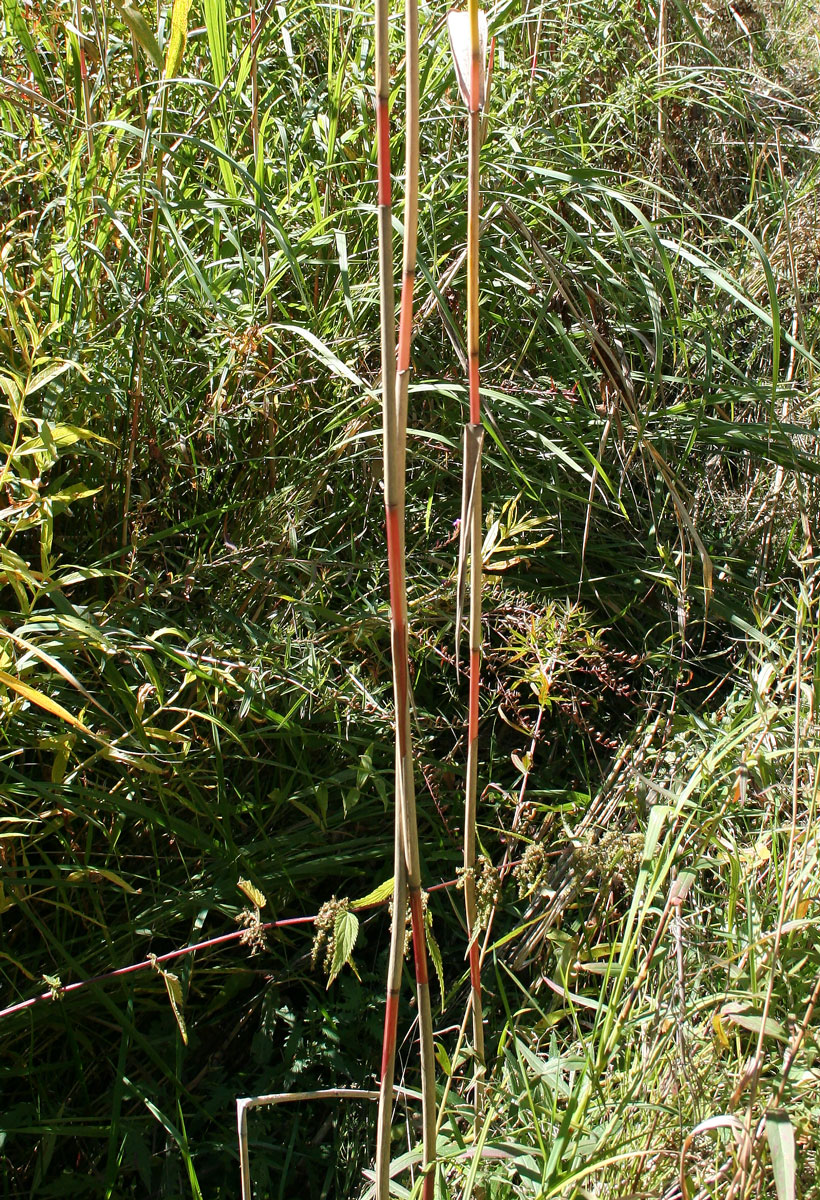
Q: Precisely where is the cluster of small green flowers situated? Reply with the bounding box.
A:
[387,890,429,957]
[42,973,64,1002]
[475,856,502,928]
[457,858,502,929]
[514,842,548,898]
[311,896,349,974]
[236,907,267,955]
[573,830,644,891]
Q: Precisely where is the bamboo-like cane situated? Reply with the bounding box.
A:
[373,0,436,1195]
[395,0,438,1188]
[75,0,94,164]
[250,0,276,483]
[448,2,488,1100]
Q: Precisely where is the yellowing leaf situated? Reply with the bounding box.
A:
[712,1011,729,1049]
[0,667,91,735]
[66,868,137,893]
[511,751,532,775]
[164,0,192,79]
[446,9,489,109]
[237,878,267,909]
[162,971,188,1044]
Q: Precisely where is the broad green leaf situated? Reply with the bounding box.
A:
[0,372,24,420]
[352,878,394,910]
[435,1043,452,1075]
[202,0,228,86]
[328,908,359,985]
[721,1007,788,1043]
[25,360,81,397]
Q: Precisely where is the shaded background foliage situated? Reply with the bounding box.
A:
[1,0,820,1194]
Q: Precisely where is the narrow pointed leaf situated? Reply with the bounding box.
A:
[111,0,163,70]
[766,1111,796,1200]
[455,424,484,672]
[0,668,91,735]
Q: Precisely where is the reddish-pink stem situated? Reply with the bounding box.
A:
[0,867,523,1025]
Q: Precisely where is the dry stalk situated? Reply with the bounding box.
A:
[448,0,489,1101]
[373,0,436,1194]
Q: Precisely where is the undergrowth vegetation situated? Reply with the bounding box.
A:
[1,0,820,1194]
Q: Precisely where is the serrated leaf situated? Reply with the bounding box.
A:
[237,878,267,909]
[351,877,394,910]
[328,908,359,985]
[765,1112,795,1200]
[425,911,445,1011]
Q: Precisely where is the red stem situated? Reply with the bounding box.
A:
[0,868,524,1024]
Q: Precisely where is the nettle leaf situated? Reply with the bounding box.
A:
[328,908,359,985]
[425,909,445,1011]
[351,878,394,910]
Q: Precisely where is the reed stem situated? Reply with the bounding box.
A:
[463,0,486,1099]
[373,0,436,1192]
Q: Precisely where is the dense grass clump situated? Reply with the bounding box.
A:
[1,0,820,1195]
